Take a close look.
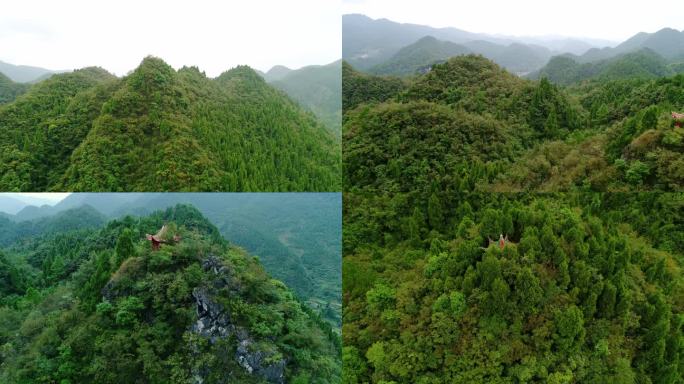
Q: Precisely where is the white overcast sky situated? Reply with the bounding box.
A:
[343,0,683,42]
[6,193,70,203]
[0,0,341,76]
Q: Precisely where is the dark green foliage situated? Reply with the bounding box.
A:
[0,205,106,247]
[0,56,340,192]
[0,204,341,383]
[370,36,471,76]
[342,62,406,112]
[0,72,28,104]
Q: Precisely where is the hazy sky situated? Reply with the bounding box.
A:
[6,193,70,203]
[343,0,683,42]
[0,0,341,76]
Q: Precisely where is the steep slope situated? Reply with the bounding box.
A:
[369,36,471,76]
[268,60,342,134]
[0,56,341,192]
[342,62,407,112]
[0,204,341,383]
[5,193,343,326]
[0,67,119,190]
[0,72,28,104]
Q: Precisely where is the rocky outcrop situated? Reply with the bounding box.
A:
[191,255,286,384]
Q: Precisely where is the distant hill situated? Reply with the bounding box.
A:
[0,72,28,104]
[0,195,30,215]
[267,60,342,134]
[0,60,62,83]
[532,49,678,85]
[369,36,471,76]
[577,28,684,63]
[0,205,106,247]
[343,14,605,74]
[0,56,340,192]
[262,64,293,81]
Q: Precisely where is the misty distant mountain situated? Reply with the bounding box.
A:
[262,65,293,82]
[265,60,342,134]
[0,196,30,215]
[577,28,684,63]
[531,48,679,85]
[369,36,471,76]
[343,14,607,73]
[0,60,64,83]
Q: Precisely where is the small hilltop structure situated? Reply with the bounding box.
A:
[146,224,181,251]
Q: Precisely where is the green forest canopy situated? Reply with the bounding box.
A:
[343,55,684,193]
[0,204,341,383]
[0,56,340,192]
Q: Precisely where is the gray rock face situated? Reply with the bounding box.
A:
[191,255,286,384]
[236,339,286,384]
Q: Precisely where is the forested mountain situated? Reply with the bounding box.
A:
[0,73,28,104]
[342,14,607,75]
[344,54,684,192]
[0,60,60,83]
[533,49,684,85]
[0,204,340,383]
[369,36,471,76]
[578,28,684,64]
[267,60,342,134]
[0,205,105,247]
[2,193,342,326]
[343,192,684,383]
[343,39,684,383]
[342,62,407,112]
[0,56,340,192]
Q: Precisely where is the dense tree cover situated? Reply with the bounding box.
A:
[369,36,470,77]
[493,73,684,191]
[531,49,682,86]
[0,56,340,192]
[0,204,341,383]
[344,55,684,193]
[4,193,343,327]
[0,73,28,105]
[0,205,105,248]
[268,60,342,136]
[344,56,582,195]
[342,62,407,113]
[342,192,684,383]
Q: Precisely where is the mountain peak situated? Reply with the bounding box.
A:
[216,65,265,85]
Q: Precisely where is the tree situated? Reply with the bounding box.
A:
[114,228,135,268]
[427,193,444,231]
[554,305,585,352]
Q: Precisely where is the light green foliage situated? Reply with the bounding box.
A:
[343,192,684,383]
[0,56,340,191]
